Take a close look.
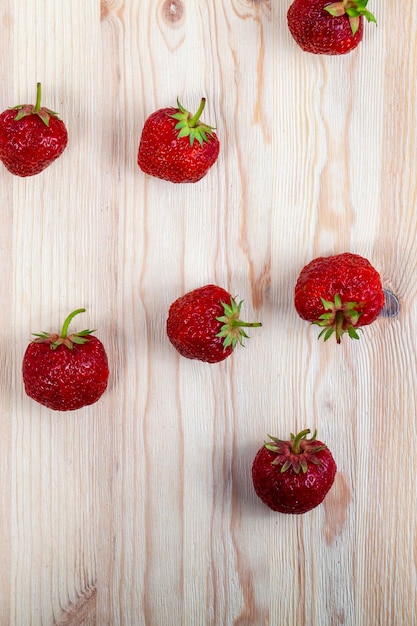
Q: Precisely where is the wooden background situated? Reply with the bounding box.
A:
[0,1,416,624]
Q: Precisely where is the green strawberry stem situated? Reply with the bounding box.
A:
[228,320,262,329]
[314,294,362,344]
[188,98,206,127]
[32,308,95,350]
[325,0,376,35]
[291,429,314,454]
[13,82,59,126]
[216,297,262,350]
[60,308,87,337]
[264,429,326,474]
[34,82,42,113]
[334,310,345,343]
[171,98,216,147]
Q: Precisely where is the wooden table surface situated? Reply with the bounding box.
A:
[1,1,416,625]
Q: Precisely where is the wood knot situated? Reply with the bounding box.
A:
[243,0,271,11]
[161,0,184,26]
[100,0,111,21]
[100,0,117,21]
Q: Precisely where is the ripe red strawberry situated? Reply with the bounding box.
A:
[22,309,109,411]
[0,83,68,176]
[287,0,376,55]
[294,252,384,343]
[252,429,337,514]
[137,98,219,183]
[166,284,261,363]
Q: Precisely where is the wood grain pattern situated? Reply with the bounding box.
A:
[1,1,416,624]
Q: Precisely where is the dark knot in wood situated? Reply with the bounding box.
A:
[161,0,184,26]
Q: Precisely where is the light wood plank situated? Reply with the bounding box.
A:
[0,1,416,624]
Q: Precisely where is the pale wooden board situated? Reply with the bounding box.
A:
[0,1,416,624]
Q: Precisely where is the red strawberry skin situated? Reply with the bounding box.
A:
[137,106,219,183]
[0,108,68,177]
[167,285,234,363]
[287,0,364,55]
[22,336,109,411]
[252,433,337,514]
[294,252,384,327]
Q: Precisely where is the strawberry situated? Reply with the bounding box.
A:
[287,0,376,55]
[22,309,109,411]
[252,429,337,514]
[0,83,68,177]
[166,284,261,363]
[137,98,219,183]
[294,252,384,343]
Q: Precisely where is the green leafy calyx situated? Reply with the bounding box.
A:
[264,429,327,475]
[31,308,95,350]
[170,98,216,147]
[313,293,362,344]
[215,297,262,351]
[324,0,377,36]
[12,82,61,127]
